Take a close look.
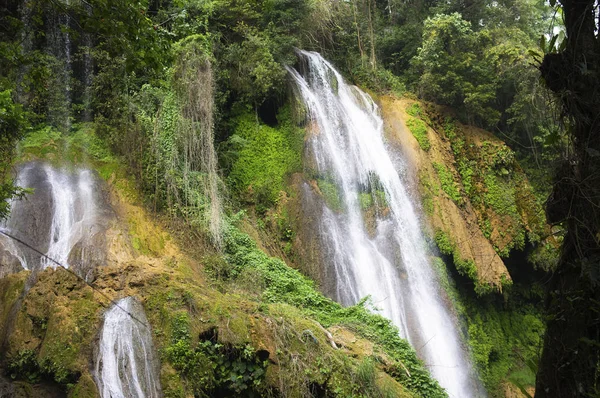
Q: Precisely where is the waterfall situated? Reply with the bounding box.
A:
[94,297,162,398]
[0,162,110,281]
[288,50,483,397]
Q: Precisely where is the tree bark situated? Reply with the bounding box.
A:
[535,1,600,396]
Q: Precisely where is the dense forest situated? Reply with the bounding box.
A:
[0,0,598,397]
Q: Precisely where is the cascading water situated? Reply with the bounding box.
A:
[94,297,162,398]
[288,50,484,397]
[0,162,110,281]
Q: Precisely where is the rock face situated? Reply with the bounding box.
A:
[0,162,114,281]
[379,96,553,292]
[0,162,54,272]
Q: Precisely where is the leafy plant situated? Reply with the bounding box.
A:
[406,117,430,151]
[433,162,462,204]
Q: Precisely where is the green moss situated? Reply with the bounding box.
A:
[434,230,480,287]
[465,300,544,395]
[68,373,99,398]
[317,178,343,211]
[406,117,430,151]
[226,109,303,210]
[418,171,438,216]
[431,257,467,317]
[0,273,25,327]
[359,192,374,210]
[127,213,166,256]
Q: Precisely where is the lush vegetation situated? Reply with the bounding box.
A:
[1,0,592,396]
[434,256,545,395]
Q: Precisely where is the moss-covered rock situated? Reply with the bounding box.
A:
[0,147,441,398]
[380,96,558,293]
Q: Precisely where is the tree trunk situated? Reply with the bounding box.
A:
[352,0,365,64]
[367,0,377,70]
[535,1,600,396]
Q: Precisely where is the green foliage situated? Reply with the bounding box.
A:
[433,162,462,204]
[317,178,343,212]
[354,357,398,397]
[406,103,423,117]
[7,350,40,383]
[406,117,430,151]
[221,218,447,397]
[434,230,454,256]
[432,251,545,396]
[6,339,81,386]
[412,13,517,127]
[465,300,544,394]
[0,89,29,220]
[434,230,479,285]
[431,111,551,260]
[483,173,518,217]
[221,26,287,105]
[165,309,268,396]
[225,109,303,210]
[351,64,406,97]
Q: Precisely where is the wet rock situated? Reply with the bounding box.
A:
[0,242,25,279]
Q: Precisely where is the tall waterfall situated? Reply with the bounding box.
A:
[94,297,162,398]
[0,162,110,281]
[288,51,483,397]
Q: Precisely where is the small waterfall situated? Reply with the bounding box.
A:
[94,297,162,398]
[0,162,110,281]
[288,51,484,397]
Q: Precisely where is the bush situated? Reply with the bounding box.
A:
[225,109,303,211]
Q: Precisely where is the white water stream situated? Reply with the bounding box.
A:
[0,163,105,281]
[94,297,162,398]
[288,50,483,397]
[41,165,96,270]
